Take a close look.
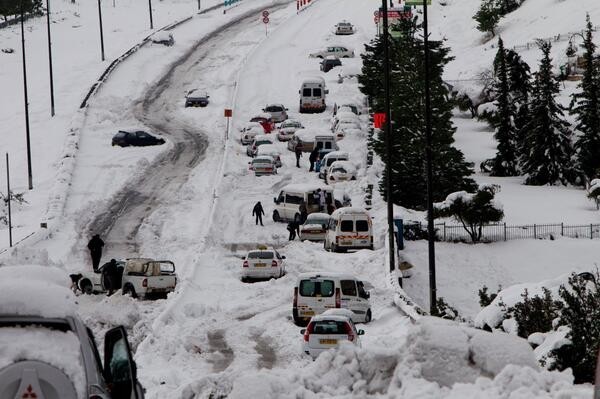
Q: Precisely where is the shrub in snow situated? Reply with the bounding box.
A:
[433,184,504,242]
[478,284,501,307]
[507,288,563,339]
[0,190,28,227]
[587,178,600,209]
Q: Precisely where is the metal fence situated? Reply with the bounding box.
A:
[405,222,600,243]
[511,25,600,52]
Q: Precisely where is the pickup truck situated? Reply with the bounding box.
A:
[121,258,177,299]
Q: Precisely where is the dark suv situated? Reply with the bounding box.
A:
[320,57,342,73]
[112,130,165,147]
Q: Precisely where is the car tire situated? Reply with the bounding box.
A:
[273,210,281,222]
[122,284,137,298]
[365,309,372,323]
[241,277,248,283]
[80,279,93,295]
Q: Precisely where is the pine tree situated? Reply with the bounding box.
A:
[0,0,42,21]
[521,41,574,186]
[474,0,501,37]
[505,49,532,156]
[571,15,600,184]
[490,38,519,176]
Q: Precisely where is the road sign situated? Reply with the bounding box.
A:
[224,109,232,117]
[374,16,379,24]
[373,10,378,16]
[263,16,269,24]
[262,10,269,17]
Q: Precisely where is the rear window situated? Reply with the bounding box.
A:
[265,106,283,112]
[299,280,334,297]
[302,88,312,97]
[313,88,322,97]
[247,251,274,259]
[356,220,369,232]
[340,220,354,232]
[311,320,348,335]
[340,280,357,296]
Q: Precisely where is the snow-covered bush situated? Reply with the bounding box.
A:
[433,184,504,242]
[508,288,563,338]
[587,178,600,209]
[0,190,28,227]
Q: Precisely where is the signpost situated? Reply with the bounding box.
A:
[262,10,269,36]
[224,109,232,139]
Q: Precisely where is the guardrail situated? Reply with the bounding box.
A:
[0,231,35,255]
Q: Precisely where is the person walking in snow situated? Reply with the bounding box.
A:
[103,259,120,296]
[287,219,298,241]
[295,142,303,168]
[309,147,319,172]
[252,201,265,226]
[87,234,105,272]
[299,200,308,224]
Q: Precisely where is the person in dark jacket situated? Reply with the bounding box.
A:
[287,220,298,241]
[87,234,105,272]
[295,143,303,168]
[252,201,265,226]
[309,147,319,172]
[299,200,308,224]
[102,259,120,296]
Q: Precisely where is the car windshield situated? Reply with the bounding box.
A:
[247,251,274,259]
[265,106,283,112]
[311,320,349,335]
[256,140,271,146]
[250,117,267,122]
[299,279,334,297]
[306,215,328,225]
[115,132,127,138]
[332,167,346,174]
[253,159,272,165]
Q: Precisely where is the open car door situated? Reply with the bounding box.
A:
[104,326,143,399]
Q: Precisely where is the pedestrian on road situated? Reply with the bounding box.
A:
[309,147,319,172]
[294,213,302,237]
[295,142,303,168]
[103,259,120,296]
[299,200,308,224]
[319,191,327,212]
[313,189,321,211]
[252,201,265,226]
[287,220,297,241]
[87,234,105,272]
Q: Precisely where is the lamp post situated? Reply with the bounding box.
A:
[422,0,437,315]
[148,0,154,29]
[98,0,105,61]
[46,0,55,116]
[20,0,33,190]
[6,154,13,248]
[380,0,396,276]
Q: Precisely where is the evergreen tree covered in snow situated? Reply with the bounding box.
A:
[570,15,600,184]
[490,38,519,176]
[505,49,532,155]
[359,19,475,209]
[473,0,501,37]
[0,0,42,21]
[520,41,574,186]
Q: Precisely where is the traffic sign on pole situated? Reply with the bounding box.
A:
[262,9,269,17]
[263,16,269,24]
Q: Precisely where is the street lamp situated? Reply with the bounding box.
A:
[148,0,154,30]
[20,0,33,190]
[98,0,105,61]
[46,0,55,116]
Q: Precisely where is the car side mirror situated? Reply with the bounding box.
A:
[285,108,289,111]
[274,197,278,204]
[357,329,365,336]
[104,326,140,399]
[300,329,306,334]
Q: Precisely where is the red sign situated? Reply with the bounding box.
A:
[378,10,412,19]
[263,16,269,24]
[373,113,386,129]
[224,109,232,117]
[374,16,379,24]
[262,10,269,17]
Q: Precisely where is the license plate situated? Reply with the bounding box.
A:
[302,311,315,316]
[342,241,352,245]
[255,263,266,267]
[319,339,337,345]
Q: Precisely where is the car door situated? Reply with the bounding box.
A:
[104,326,141,399]
[340,279,359,316]
[136,131,150,146]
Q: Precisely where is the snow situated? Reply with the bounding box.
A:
[0,277,77,318]
[0,264,70,288]
[331,206,368,217]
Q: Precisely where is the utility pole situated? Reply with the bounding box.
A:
[46,0,55,116]
[6,154,13,248]
[20,0,33,190]
[148,0,154,29]
[198,0,201,11]
[380,0,396,276]
[98,0,105,61]
[423,0,437,315]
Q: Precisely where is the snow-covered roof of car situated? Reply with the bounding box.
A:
[297,271,359,281]
[321,308,355,318]
[150,31,173,41]
[331,207,369,218]
[0,266,78,318]
[253,155,275,162]
[281,119,302,126]
[322,151,349,160]
[334,111,359,121]
[251,112,273,120]
[186,89,208,97]
[301,76,326,85]
[306,212,331,220]
[310,313,354,323]
[281,183,332,193]
[254,134,274,142]
[256,144,281,155]
[329,160,356,172]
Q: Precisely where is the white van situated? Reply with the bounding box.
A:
[273,184,334,222]
[299,77,328,113]
[318,151,349,179]
[288,130,338,153]
[324,207,373,252]
[293,272,372,325]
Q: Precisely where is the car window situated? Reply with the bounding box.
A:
[341,47,347,51]
[356,220,369,232]
[312,320,348,335]
[299,279,334,297]
[357,281,368,299]
[285,194,303,205]
[341,280,357,296]
[303,88,312,97]
[324,142,333,150]
[115,132,126,138]
[266,106,282,112]
[137,132,150,138]
[313,88,322,97]
[327,47,334,52]
[332,167,346,174]
[340,220,354,232]
[248,251,274,259]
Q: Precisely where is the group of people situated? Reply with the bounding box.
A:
[86,234,121,296]
[294,144,321,172]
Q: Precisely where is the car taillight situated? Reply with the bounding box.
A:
[344,322,355,342]
[335,288,341,308]
[272,260,278,267]
[304,322,314,342]
[243,261,249,267]
[142,278,148,288]
[293,287,298,308]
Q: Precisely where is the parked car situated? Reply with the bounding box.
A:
[262,104,289,123]
[247,134,275,157]
[121,258,177,299]
[288,130,338,153]
[336,103,361,115]
[320,56,342,73]
[277,119,304,141]
[273,184,334,222]
[112,130,165,147]
[334,21,355,35]
[333,120,361,139]
[241,246,286,282]
[250,113,276,133]
[300,212,331,242]
[249,155,278,176]
[324,207,373,252]
[150,31,174,46]
[299,77,328,113]
[313,148,336,173]
[301,309,364,359]
[0,265,144,399]
[77,259,125,294]
[240,122,265,145]
[256,144,282,167]
[293,272,372,325]
[318,151,349,179]
[326,161,357,185]
[185,89,209,107]
[309,45,354,59]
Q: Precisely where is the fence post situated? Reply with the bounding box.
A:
[443,222,446,241]
[534,224,537,239]
[561,222,564,236]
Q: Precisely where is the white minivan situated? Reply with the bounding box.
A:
[299,77,328,113]
[273,184,334,222]
[324,207,373,252]
[293,272,372,325]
